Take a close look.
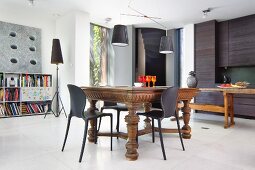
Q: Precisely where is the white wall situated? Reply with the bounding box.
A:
[74,11,90,86]
[111,25,134,86]
[56,11,90,112]
[0,8,56,77]
[55,12,76,113]
[166,29,175,86]
[181,24,194,87]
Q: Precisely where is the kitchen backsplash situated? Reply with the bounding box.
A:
[216,66,255,85]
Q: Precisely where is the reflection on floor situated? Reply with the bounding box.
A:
[0,112,254,170]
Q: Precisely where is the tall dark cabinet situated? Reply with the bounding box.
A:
[195,20,223,106]
[217,21,229,67]
[195,20,216,88]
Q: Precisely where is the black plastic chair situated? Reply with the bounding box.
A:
[100,101,128,138]
[137,87,184,160]
[62,84,113,163]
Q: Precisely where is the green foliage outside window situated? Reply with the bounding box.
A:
[90,25,102,86]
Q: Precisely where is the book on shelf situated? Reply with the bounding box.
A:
[0,89,4,101]
[0,74,3,87]
[5,88,19,101]
[10,104,15,115]
[4,103,20,116]
[23,102,50,114]
[0,104,5,117]
[21,75,51,87]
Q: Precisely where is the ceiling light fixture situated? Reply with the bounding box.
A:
[202,8,211,18]
[111,6,129,47]
[127,2,173,54]
[105,17,112,23]
[111,24,129,47]
[28,0,35,6]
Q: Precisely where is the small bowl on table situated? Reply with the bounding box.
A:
[134,82,143,87]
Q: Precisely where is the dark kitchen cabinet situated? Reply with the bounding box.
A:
[228,15,255,66]
[195,20,223,105]
[217,21,229,67]
[234,94,255,117]
[195,20,216,88]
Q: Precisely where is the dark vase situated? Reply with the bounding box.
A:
[187,71,198,88]
[223,75,231,84]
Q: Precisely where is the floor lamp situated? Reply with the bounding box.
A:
[44,39,67,118]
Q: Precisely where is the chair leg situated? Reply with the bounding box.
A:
[94,118,98,144]
[61,115,71,152]
[152,118,155,143]
[97,107,103,132]
[79,120,89,163]
[116,110,120,139]
[97,117,102,133]
[110,115,113,151]
[158,119,166,160]
[176,114,185,151]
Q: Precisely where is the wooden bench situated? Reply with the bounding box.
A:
[178,102,233,128]
[189,103,225,113]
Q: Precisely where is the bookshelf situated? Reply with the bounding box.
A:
[0,72,53,118]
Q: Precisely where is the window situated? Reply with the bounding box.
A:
[90,24,110,86]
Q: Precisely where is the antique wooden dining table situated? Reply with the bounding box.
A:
[81,86,198,161]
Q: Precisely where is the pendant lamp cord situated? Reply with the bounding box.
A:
[128,0,168,34]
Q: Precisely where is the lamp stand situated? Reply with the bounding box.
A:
[44,64,67,118]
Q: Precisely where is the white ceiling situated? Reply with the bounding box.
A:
[1,0,255,29]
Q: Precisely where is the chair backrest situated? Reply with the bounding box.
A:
[67,84,86,118]
[161,87,179,118]
[104,101,117,106]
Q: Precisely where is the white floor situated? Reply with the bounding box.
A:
[0,112,255,170]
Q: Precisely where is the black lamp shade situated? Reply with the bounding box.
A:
[111,24,129,47]
[159,36,173,54]
[51,39,63,64]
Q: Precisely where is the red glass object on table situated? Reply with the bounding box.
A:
[138,75,144,87]
[138,75,143,83]
[146,75,152,87]
[151,76,157,87]
[142,76,147,87]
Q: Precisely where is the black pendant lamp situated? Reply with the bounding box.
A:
[111,24,129,47]
[159,35,173,54]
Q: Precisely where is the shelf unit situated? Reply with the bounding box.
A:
[0,72,53,118]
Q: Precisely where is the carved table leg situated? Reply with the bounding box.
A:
[223,92,229,129]
[87,99,98,142]
[143,103,152,131]
[181,100,191,139]
[125,103,140,161]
